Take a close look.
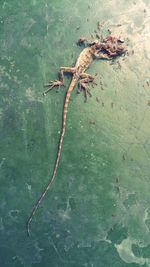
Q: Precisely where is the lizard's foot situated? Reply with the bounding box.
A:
[78,81,92,102]
[78,74,96,102]
[43,80,64,96]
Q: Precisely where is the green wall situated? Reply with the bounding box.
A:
[0,0,150,266]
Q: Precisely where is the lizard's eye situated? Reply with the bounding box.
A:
[118,38,124,43]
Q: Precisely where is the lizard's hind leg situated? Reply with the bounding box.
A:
[78,73,96,102]
[44,67,75,96]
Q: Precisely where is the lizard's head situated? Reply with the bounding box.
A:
[101,35,127,57]
[89,39,103,51]
[89,39,101,46]
[77,37,101,48]
[77,35,127,58]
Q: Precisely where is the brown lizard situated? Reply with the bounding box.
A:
[27,35,127,235]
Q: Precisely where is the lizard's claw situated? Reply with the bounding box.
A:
[43,80,64,96]
[45,80,63,87]
[78,82,92,102]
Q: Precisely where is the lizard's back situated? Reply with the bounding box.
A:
[75,47,94,72]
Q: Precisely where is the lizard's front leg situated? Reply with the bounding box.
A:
[59,67,76,84]
[94,51,112,60]
[78,73,96,102]
[44,67,76,95]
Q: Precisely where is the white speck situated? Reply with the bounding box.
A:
[115,237,150,266]
[26,183,31,191]
[25,87,35,101]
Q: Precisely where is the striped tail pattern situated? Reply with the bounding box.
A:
[27,76,78,236]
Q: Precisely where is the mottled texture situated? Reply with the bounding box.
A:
[0,0,150,266]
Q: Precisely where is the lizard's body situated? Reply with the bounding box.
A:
[27,35,127,235]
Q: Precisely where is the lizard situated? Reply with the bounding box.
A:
[27,34,127,236]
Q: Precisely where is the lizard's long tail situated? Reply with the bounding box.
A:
[27,76,78,236]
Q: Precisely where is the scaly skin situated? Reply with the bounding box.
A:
[27,35,127,236]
